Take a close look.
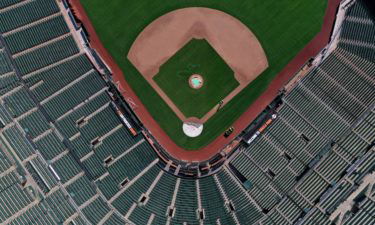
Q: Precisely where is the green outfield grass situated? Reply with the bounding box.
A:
[81,0,327,150]
[154,39,239,119]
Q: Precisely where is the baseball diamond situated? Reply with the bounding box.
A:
[128,7,268,123]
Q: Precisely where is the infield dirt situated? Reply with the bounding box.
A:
[128,7,268,123]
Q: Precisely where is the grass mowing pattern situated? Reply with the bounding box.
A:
[154,39,239,119]
[81,0,327,150]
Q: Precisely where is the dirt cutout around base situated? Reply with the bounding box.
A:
[128,7,268,123]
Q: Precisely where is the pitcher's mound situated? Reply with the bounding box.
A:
[189,74,204,89]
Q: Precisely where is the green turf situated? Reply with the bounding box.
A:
[153,39,239,119]
[81,0,327,150]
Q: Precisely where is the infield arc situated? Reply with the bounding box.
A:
[128,7,268,82]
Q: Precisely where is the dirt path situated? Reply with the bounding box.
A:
[127,7,268,122]
[69,0,341,162]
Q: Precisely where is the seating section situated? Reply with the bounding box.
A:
[0,104,12,126]
[4,15,69,54]
[52,153,82,183]
[25,54,93,102]
[0,0,23,9]
[0,0,373,225]
[94,125,144,161]
[45,189,77,222]
[111,164,161,216]
[319,49,375,109]
[0,72,18,96]
[298,208,331,225]
[77,106,122,145]
[25,155,58,193]
[42,70,106,120]
[199,175,237,224]
[0,50,13,75]
[2,125,36,161]
[339,1,375,61]
[68,216,87,225]
[171,179,199,224]
[14,35,79,75]
[7,201,61,225]
[66,175,96,206]
[55,90,111,137]
[18,109,50,138]
[273,197,302,223]
[216,169,264,224]
[0,184,35,223]
[0,0,60,34]
[231,153,283,210]
[34,131,67,160]
[102,213,128,225]
[81,197,111,225]
[86,140,156,183]
[3,88,36,117]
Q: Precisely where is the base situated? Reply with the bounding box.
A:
[183,118,203,137]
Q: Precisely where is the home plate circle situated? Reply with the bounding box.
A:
[183,118,203,137]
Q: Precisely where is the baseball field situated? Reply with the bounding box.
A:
[80,0,327,150]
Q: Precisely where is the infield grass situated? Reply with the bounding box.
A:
[154,39,239,119]
[81,0,327,150]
